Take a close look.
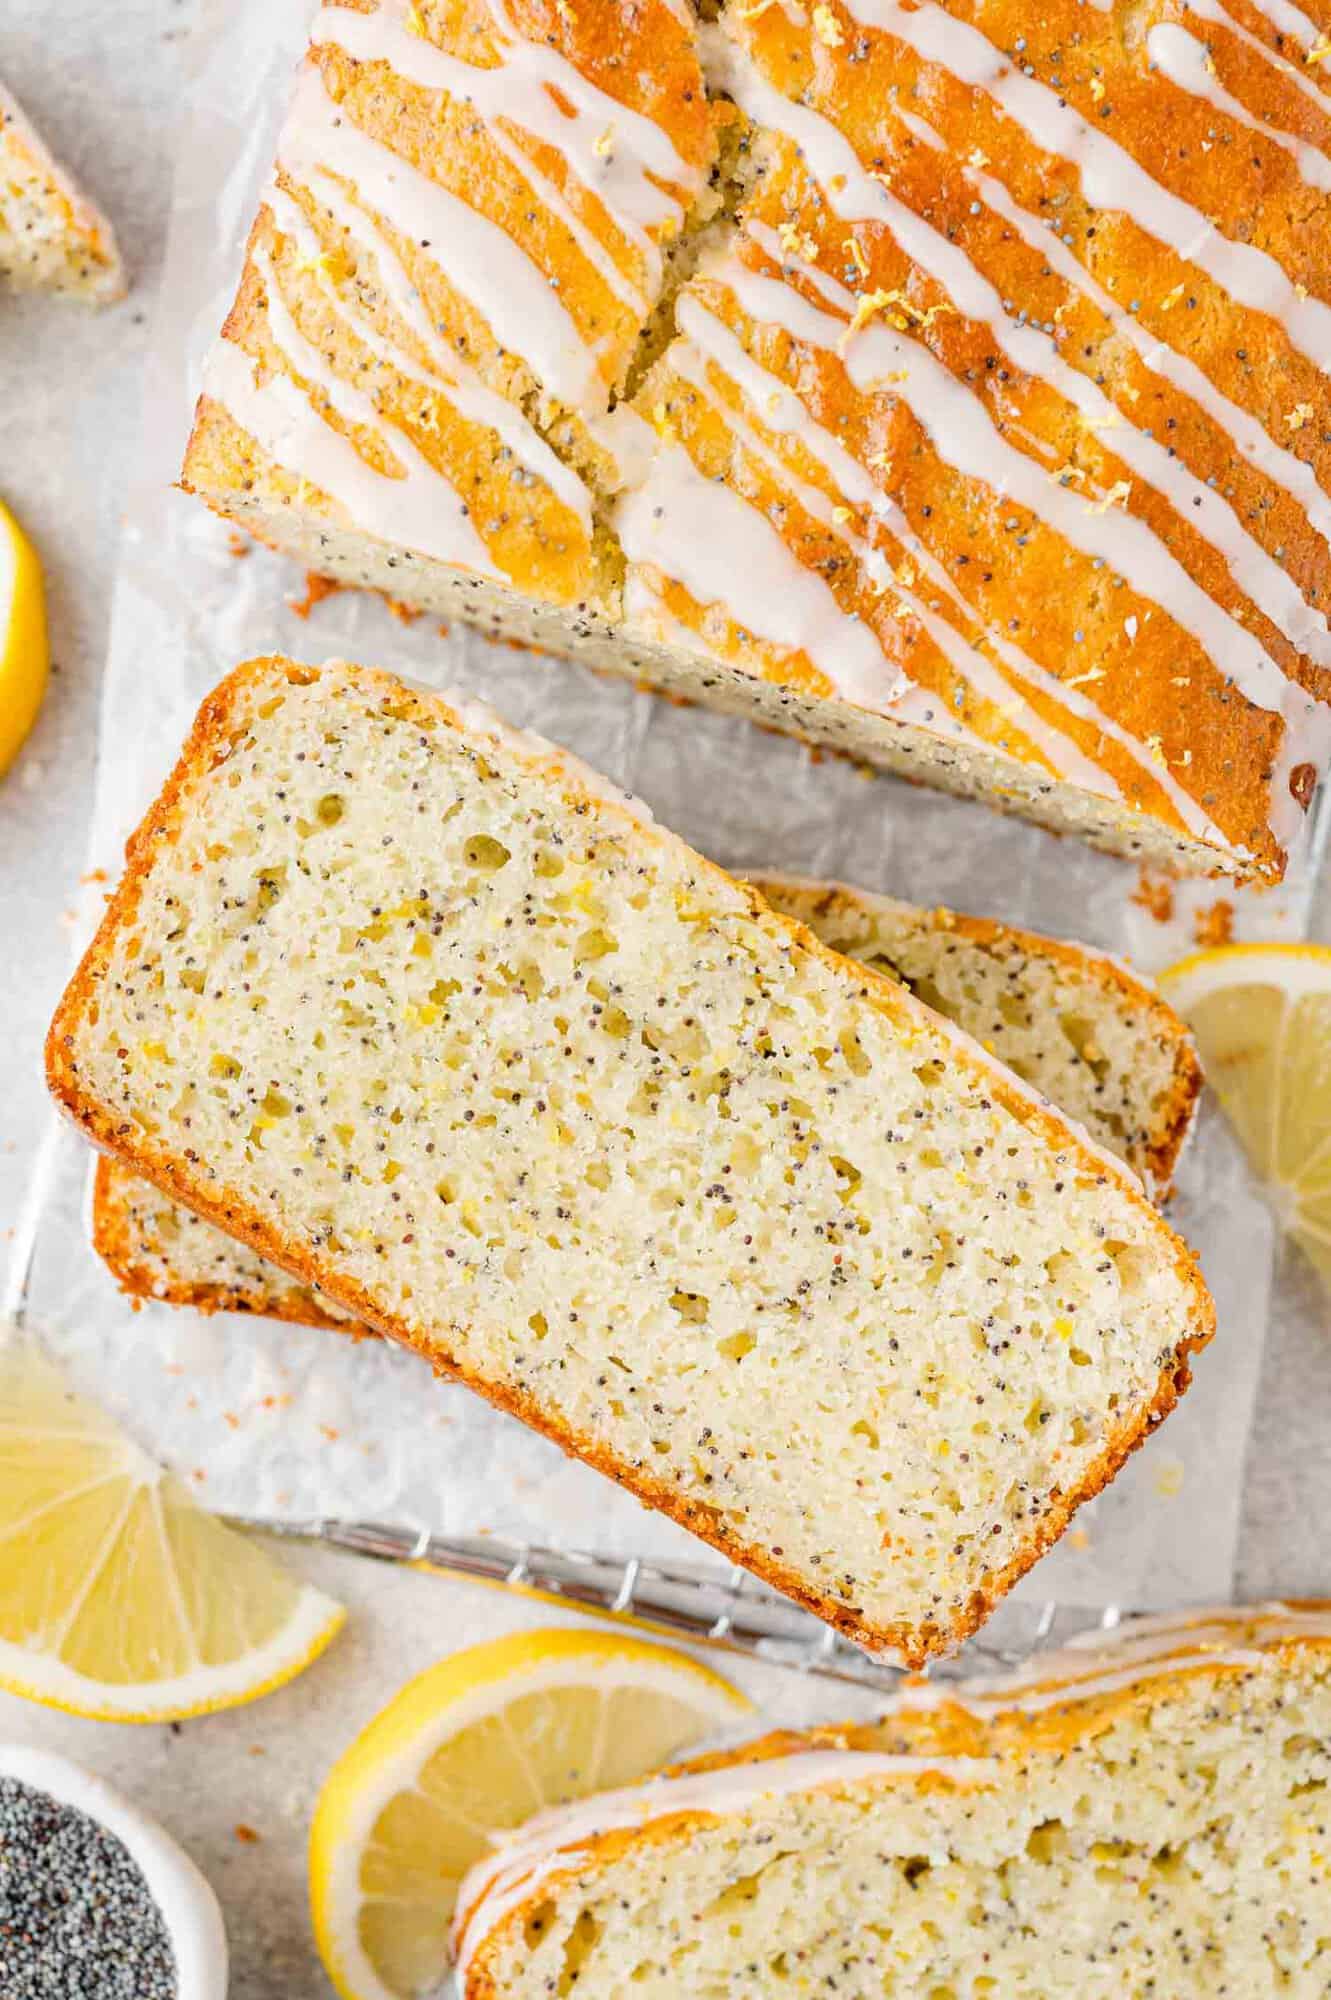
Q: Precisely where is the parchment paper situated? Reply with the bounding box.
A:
[24,0,1330,1622]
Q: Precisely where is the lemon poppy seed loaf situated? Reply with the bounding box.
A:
[454,1604,1331,1999]
[47,656,1212,1663]
[88,876,1200,1325]
[182,0,1331,879]
[0,80,124,301]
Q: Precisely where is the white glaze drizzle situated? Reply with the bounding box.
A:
[616,443,905,704]
[1241,0,1321,48]
[202,336,501,576]
[1186,0,1331,120]
[246,234,505,574]
[453,1604,1331,1982]
[721,243,1301,751]
[704,25,1328,692]
[312,0,697,301]
[453,1750,986,1978]
[279,61,605,411]
[263,176,592,529]
[832,0,1331,370]
[670,287,1129,797]
[701,238,1236,841]
[1148,20,1331,191]
[897,107,1331,552]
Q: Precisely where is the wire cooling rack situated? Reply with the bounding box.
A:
[225,1513,1121,1689]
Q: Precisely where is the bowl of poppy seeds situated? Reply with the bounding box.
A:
[0,1747,227,1999]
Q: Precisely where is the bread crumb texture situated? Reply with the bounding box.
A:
[90,873,1200,1322]
[458,1611,1331,1998]
[49,659,1211,1663]
[0,80,124,300]
[183,0,1331,880]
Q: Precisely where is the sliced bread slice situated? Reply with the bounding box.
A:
[47,656,1212,1663]
[90,1154,359,1332]
[88,879,1200,1324]
[455,1603,1331,1999]
[0,80,125,302]
[754,879,1200,1200]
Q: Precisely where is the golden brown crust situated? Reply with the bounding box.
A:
[91,1156,355,1332]
[47,656,1214,1668]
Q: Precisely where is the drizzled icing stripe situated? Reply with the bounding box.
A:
[622,572,989,751]
[897,108,1331,551]
[247,234,504,572]
[706,30,1331,675]
[670,288,1131,800]
[312,0,697,298]
[202,335,500,576]
[1148,20,1331,191]
[710,241,1236,842]
[1241,0,1321,47]
[684,257,1243,831]
[263,178,592,529]
[1187,0,1331,120]
[836,0,1331,370]
[713,234,1297,733]
[279,62,605,412]
[616,442,906,705]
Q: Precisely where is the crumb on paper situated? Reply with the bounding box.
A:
[1194,899,1235,948]
[1154,1459,1185,1499]
[288,571,343,619]
[320,1424,340,1442]
[233,1824,262,1845]
[1132,869,1175,924]
[1067,1526,1091,1551]
[79,868,108,886]
[385,595,423,626]
[226,531,253,559]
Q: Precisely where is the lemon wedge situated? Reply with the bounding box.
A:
[0,497,49,777]
[0,1337,344,1719]
[309,1627,750,2000]
[1158,942,1331,1290]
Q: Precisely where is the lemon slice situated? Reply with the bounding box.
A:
[309,1627,751,2000]
[1158,942,1331,1289]
[0,497,49,777]
[0,1337,343,1719]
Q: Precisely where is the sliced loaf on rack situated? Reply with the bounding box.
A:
[48,656,1212,1663]
[89,878,1200,1324]
[454,1603,1331,1998]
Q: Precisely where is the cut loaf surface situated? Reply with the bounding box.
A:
[90,877,1201,1326]
[48,657,1212,1663]
[183,0,1331,880]
[455,1603,1331,1999]
[0,81,124,302]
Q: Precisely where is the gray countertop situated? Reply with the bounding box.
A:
[2,2,1330,1991]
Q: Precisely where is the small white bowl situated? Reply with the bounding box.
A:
[0,1745,228,1998]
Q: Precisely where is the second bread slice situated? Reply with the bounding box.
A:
[47,657,1212,1663]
